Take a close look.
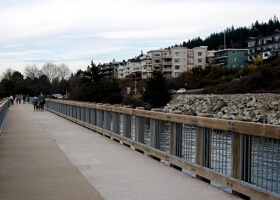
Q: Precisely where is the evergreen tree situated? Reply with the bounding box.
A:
[178,16,280,50]
[142,71,171,108]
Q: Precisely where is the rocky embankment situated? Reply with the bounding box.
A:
[163,94,280,125]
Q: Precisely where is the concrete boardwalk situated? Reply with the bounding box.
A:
[0,104,239,200]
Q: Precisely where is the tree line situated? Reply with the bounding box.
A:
[170,16,280,50]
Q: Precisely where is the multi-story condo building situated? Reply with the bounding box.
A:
[142,46,209,78]
[143,49,170,79]
[111,60,125,79]
[246,30,280,62]
[206,50,216,65]
[213,49,248,68]
[171,47,187,77]
[193,46,208,68]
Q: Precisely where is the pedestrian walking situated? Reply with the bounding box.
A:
[39,92,46,111]
[32,95,39,111]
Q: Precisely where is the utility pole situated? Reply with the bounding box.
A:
[224,30,226,49]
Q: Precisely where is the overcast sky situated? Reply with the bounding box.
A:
[0,0,279,75]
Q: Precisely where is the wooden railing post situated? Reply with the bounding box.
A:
[134,107,145,153]
[170,124,183,170]
[122,106,132,139]
[232,132,251,199]
[150,109,162,161]
[196,126,211,183]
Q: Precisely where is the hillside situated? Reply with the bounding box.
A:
[169,16,280,50]
[167,57,280,94]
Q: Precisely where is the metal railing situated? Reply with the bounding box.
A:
[46,99,280,200]
[0,99,10,135]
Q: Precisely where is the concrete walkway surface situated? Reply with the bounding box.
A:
[0,104,240,200]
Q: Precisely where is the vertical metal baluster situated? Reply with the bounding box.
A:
[185,126,188,161]
[188,126,190,161]
[189,126,191,162]
[215,130,218,171]
[185,125,187,161]
[219,131,221,173]
[257,137,260,187]
[276,139,280,194]
[218,131,220,173]
[184,125,187,161]
[211,130,214,169]
[262,137,264,189]
[225,132,228,176]
[266,138,269,191]
[248,135,251,183]
[183,124,187,160]
[252,136,255,184]
[222,131,224,175]
[271,139,274,193]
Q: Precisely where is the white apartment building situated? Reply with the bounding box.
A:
[117,55,145,79]
[246,30,280,61]
[193,46,208,69]
[171,47,188,77]
[143,46,208,78]
[115,46,209,79]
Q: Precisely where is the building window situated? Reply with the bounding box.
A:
[175,65,180,70]
[174,72,181,77]
[188,52,193,56]
[198,52,202,56]
[198,58,202,63]
[174,58,180,63]
[174,52,180,56]
[154,59,161,63]
[232,57,237,61]
[232,51,236,54]
[188,58,193,63]
[154,52,161,57]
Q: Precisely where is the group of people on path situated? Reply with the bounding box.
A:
[9,94,30,105]
[32,93,46,111]
[9,93,46,112]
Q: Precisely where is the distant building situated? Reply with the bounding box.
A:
[206,50,216,65]
[142,46,209,78]
[111,60,125,79]
[246,30,280,62]
[193,46,208,69]
[213,49,248,68]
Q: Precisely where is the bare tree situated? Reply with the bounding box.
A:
[41,63,59,82]
[24,64,42,79]
[58,63,71,80]
[1,68,15,80]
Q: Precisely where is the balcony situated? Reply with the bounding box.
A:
[163,55,172,58]
[163,61,172,65]
[164,67,172,72]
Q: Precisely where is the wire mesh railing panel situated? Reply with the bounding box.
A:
[251,136,280,195]
[159,121,170,154]
[131,115,135,140]
[144,118,150,146]
[182,124,196,163]
[210,129,232,177]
